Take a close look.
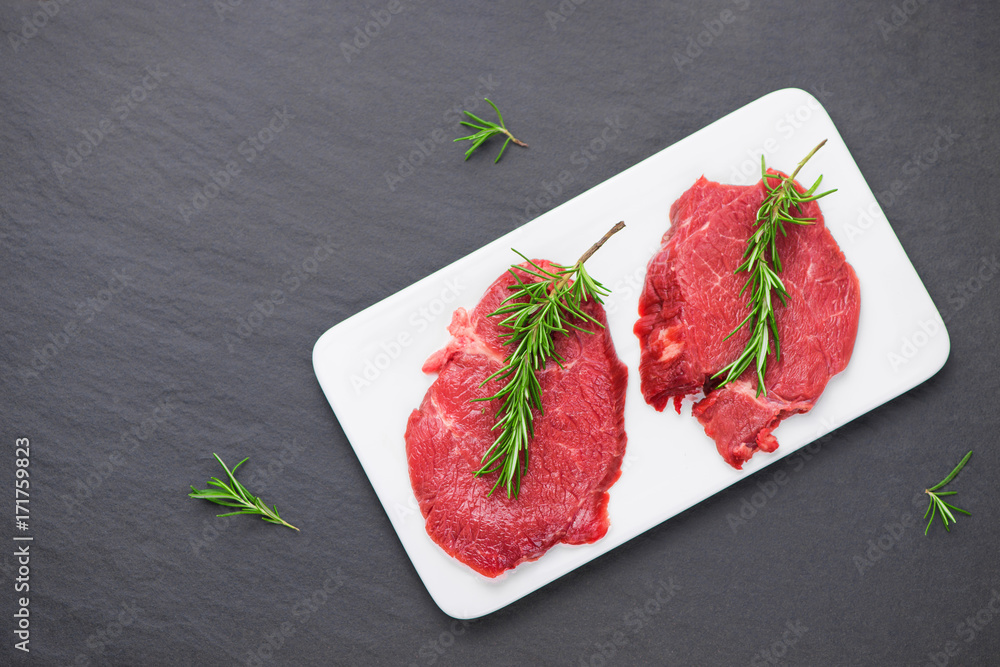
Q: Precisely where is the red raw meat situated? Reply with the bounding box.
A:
[405,262,628,578]
[634,172,860,469]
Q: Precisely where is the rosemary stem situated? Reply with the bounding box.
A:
[554,221,626,291]
[576,221,626,266]
[505,129,528,148]
[788,139,827,181]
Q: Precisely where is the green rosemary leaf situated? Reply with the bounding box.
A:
[496,136,513,163]
[942,502,972,516]
[486,98,505,127]
[924,501,938,535]
[928,450,973,491]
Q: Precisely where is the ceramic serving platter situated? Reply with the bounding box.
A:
[313,88,949,619]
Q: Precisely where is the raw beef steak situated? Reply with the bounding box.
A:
[634,172,860,469]
[405,262,628,577]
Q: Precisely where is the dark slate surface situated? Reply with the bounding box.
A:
[2,1,998,665]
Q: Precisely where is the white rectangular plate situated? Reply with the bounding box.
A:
[313,88,949,619]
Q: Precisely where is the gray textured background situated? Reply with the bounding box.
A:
[2,1,998,665]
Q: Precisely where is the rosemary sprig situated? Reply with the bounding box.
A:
[474,221,625,498]
[924,450,973,535]
[713,140,837,396]
[189,453,299,531]
[454,98,527,163]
